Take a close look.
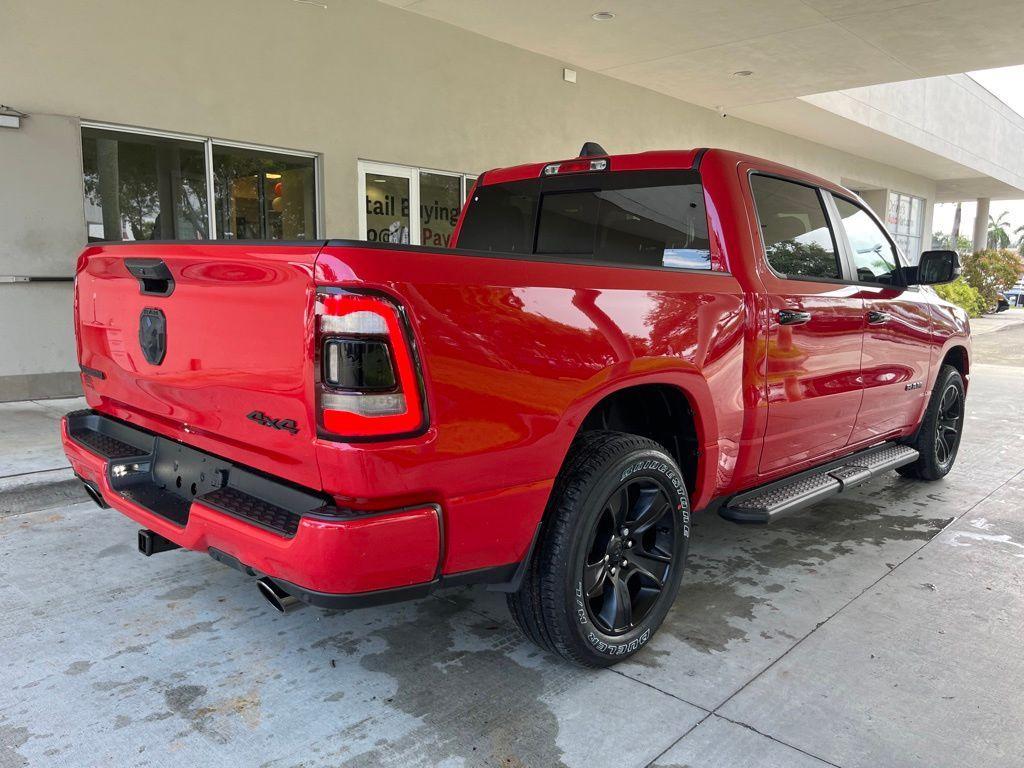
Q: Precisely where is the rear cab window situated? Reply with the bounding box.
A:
[749,174,842,281]
[456,169,713,270]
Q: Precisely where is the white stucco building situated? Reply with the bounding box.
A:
[2,0,1023,399]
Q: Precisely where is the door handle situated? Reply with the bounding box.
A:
[867,310,891,325]
[778,309,812,326]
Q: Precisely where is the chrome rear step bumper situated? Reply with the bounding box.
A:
[720,443,919,524]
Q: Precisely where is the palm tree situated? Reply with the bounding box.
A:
[1016,224,1024,257]
[987,210,1012,249]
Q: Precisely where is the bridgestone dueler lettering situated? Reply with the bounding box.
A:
[508,431,690,667]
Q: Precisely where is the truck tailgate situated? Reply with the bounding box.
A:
[75,242,325,489]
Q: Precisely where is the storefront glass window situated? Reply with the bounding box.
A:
[364,173,412,244]
[885,190,925,261]
[82,128,208,241]
[358,161,477,246]
[213,146,316,240]
[419,172,461,247]
[81,126,319,241]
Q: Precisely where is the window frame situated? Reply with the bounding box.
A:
[748,171,847,285]
[885,190,925,260]
[357,160,419,246]
[826,191,907,289]
[80,120,323,241]
[459,168,717,273]
[357,159,477,246]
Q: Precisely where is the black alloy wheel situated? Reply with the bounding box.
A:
[506,431,690,667]
[581,477,677,635]
[897,364,966,481]
[934,381,963,468]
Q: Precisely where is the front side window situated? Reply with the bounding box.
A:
[458,170,711,269]
[834,197,900,284]
[750,175,840,280]
[82,127,209,241]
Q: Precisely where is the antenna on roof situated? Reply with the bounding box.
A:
[579,142,607,157]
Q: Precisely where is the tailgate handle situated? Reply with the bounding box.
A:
[124,258,174,297]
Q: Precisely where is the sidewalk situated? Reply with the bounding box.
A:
[0,396,88,516]
[970,307,1024,335]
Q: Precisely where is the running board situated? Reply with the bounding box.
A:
[719,443,919,524]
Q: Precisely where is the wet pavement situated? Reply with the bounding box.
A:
[0,397,89,517]
[1,352,1023,766]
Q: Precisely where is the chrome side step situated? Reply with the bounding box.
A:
[719,443,919,524]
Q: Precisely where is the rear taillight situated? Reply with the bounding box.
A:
[315,288,426,439]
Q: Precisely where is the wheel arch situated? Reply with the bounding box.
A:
[555,372,720,510]
[941,344,969,379]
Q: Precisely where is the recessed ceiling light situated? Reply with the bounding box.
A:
[591,11,615,21]
[733,70,753,77]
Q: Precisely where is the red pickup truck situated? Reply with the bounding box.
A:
[62,146,969,666]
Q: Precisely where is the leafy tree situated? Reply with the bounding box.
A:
[765,240,837,278]
[960,248,1024,309]
[83,139,207,240]
[932,231,972,255]
[987,210,1012,250]
[932,278,986,317]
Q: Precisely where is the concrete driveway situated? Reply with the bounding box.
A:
[3,331,1023,767]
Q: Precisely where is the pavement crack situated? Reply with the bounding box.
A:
[642,711,713,768]
[715,714,845,767]
[697,466,1024,763]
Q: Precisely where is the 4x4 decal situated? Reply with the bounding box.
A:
[246,410,299,435]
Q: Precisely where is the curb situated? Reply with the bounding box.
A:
[0,468,89,518]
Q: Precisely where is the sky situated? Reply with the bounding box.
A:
[931,65,1024,243]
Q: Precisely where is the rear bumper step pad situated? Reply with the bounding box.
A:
[62,409,444,596]
[65,409,330,536]
[720,443,919,524]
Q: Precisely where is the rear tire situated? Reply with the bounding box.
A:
[897,364,965,481]
[507,431,690,667]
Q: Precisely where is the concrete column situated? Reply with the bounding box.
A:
[973,197,990,252]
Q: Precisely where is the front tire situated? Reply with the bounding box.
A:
[507,431,690,667]
[897,364,965,480]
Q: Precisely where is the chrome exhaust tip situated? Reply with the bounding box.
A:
[81,480,109,509]
[256,577,304,613]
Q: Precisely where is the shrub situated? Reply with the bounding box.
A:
[960,249,1024,308]
[932,278,986,317]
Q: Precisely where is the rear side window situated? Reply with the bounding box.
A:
[455,183,536,253]
[457,170,711,270]
[750,175,841,281]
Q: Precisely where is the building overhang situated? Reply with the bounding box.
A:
[730,79,1024,201]
[380,1,1024,201]
[379,0,1024,109]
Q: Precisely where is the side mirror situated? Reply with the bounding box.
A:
[912,249,960,285]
